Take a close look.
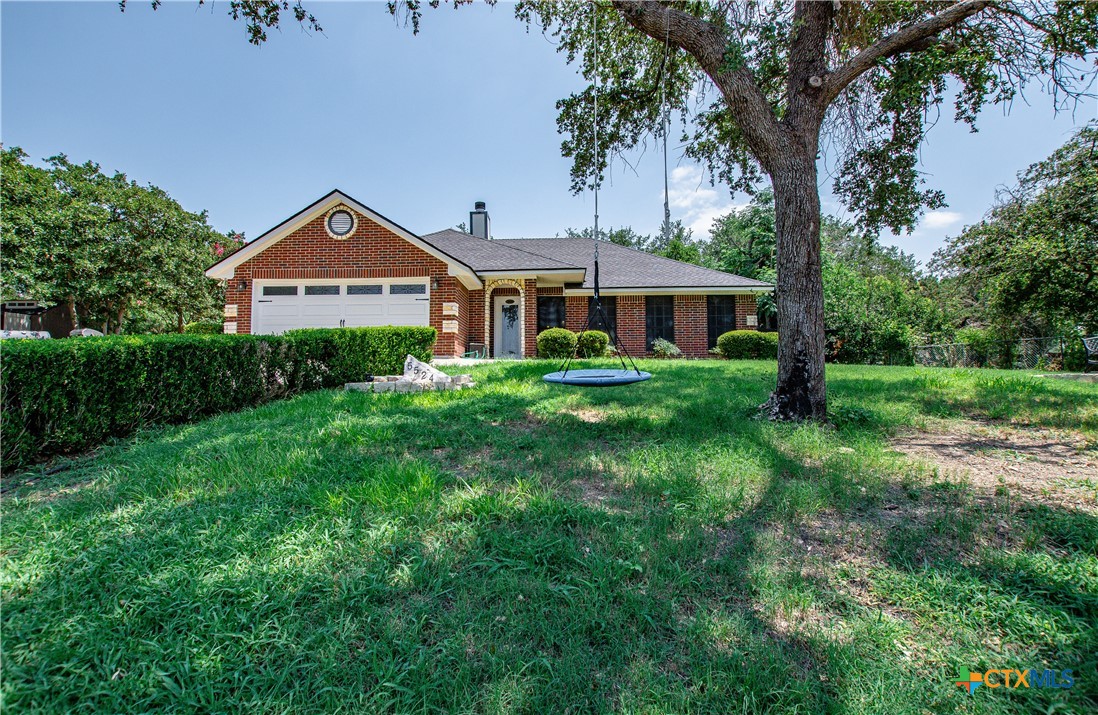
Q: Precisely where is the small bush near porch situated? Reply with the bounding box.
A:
[2,361,1095,713]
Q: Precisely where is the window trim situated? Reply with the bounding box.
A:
[324,206,357,239]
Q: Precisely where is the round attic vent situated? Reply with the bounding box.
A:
[326,208,355,238]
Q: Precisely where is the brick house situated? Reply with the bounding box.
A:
[205,190,772,358]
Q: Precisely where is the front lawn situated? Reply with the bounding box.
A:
[3,361,1096,714]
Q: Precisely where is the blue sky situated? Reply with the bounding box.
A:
[3,1,1094,265]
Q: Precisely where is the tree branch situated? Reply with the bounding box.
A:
[611,0,785,166]
[823,0,994,105]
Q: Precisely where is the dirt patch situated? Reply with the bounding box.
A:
[563,407,606,424]
[432,446,496,480]
[492,413,546,435]
[891,421,1097,513]
[571,477,626,513]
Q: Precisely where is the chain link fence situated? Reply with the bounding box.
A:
[915,335,1089,370]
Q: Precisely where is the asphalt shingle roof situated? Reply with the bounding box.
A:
[494,238,771,290]
[420,230,579,272]
[420,229,771,290]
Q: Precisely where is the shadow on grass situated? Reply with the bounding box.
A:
[3,360,1096,713]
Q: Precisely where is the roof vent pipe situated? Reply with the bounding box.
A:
[470,201,490,240]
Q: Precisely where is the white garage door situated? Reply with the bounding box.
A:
[252,280,430,334]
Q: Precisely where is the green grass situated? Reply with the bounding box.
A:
[2,360,1096,714]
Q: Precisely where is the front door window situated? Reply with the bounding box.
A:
[495,297,521,358]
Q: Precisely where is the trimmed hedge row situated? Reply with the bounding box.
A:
[286,326,436,389]
[717,330,779,359]
[1,326,437,470]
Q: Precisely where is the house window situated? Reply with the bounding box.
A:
[390,284,427,295]
[587,296,616,336]
[262,286,298,296]
[347,284,382,295]
[645,296,674,349]
[707,296,737,348]
[304,285,339,296]
[537,296,565,333]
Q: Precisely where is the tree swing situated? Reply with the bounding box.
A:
[544,3,673,388]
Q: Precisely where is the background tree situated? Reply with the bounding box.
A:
[135,0,1097,418]
[705,189,776,280]
[0,148,234,333]
[932,121,1098,334]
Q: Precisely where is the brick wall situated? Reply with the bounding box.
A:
[565,295,588,334]
[615,295,647,358]
[523,279,538,358]
[674,295,709,358]
[735,294,758,330]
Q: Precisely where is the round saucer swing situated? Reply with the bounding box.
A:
[544,3,672,389]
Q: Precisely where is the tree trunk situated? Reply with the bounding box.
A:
[68,296,79,330]
[177,310,185,333]
[764,150,827,421]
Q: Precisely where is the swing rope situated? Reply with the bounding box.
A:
[557,1,643,380]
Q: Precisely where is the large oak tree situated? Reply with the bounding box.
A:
[136,0,1097,419]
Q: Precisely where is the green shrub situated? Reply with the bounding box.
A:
[285,326,437,389]
[650,338,682,359]
[576,330,610,358]
[716,330,779,359]
[183,321,223,334]
[1,334,296,470]
[537,328,577,359]
[0,326,438,470]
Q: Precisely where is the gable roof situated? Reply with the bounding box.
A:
[205,190,482,288]
[492,238,771,291]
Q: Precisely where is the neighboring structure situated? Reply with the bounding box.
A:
[0,300,75,337]
[205,190,772,358]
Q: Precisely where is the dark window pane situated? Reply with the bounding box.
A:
[347,284,382,295]
[587,296,616,337]
[304,285,340,296]
[262,286,298,296]
[537,296,565,333]
[707,296,737,348]
[645,296,675,349]
[390,283,426,295]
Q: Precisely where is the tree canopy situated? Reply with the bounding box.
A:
[0,148,239,333]
[932,121,1098,333]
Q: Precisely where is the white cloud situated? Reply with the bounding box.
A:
[665,165,746,239]
[920,210,963,230]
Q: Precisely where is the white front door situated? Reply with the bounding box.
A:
[493,295,522,358]
[253,280,430,334]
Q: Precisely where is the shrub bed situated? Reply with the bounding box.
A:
[717,330,779,359]
[1,326,437,470]
[537,328,578,359]
[577,330,610,358]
